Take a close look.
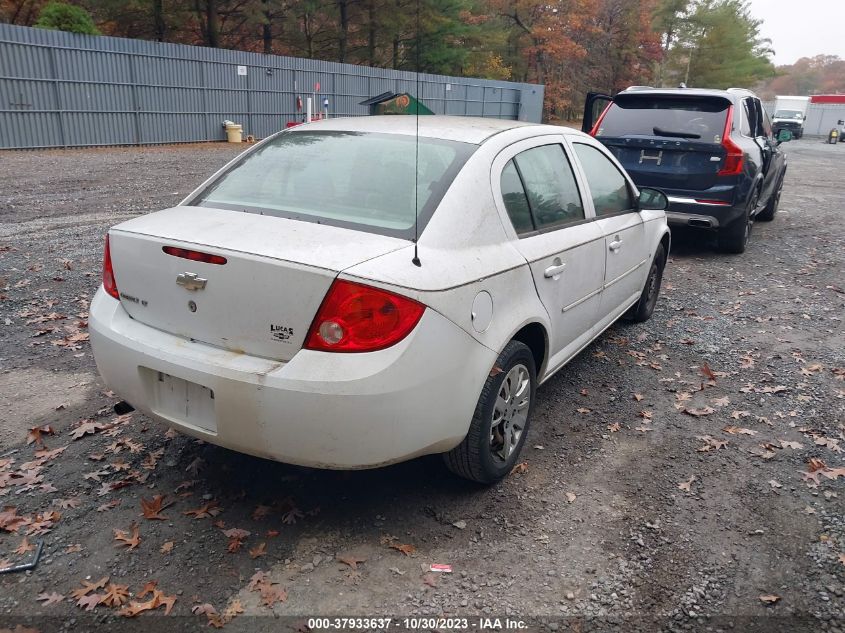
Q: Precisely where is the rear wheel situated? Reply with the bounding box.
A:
[718,190,757,254]
[444,340,536,484]
[625,243,666,323]
[757,173,784,222]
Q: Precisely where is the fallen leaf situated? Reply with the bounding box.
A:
[113,522,141,550]
[422,573,438,587]
[26,424,54,446]
[565,492,577,503]
[700,363,717,382]
[510,462,528,475]
[100,583,130,607]
[160,541,174,554]
[576,407,591,414]
[70,576,109,601]
[140,495,170,520]
[76,593,102,611]
[759,594,780,604]
[36,591,65,606]
[249,542,267,559]
[633,393,643,402]
[768,479,782,489]
[192,603,217,616]
[337,554,366,570]
[390,543,416,556]
[697,436,728,452]
[678,475,696,492]
[779,440,803,450]
[607,422,621,433]
[184,501,221,519]
[722,426,757,436]
[684,406,715,417]
[14,536,34,555]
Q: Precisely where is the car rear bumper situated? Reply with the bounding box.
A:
[665,195,745,229]
[89,288,495,469]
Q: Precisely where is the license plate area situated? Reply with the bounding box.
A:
[142,368,217,434]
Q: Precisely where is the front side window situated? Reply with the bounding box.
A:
[192,131,476,239]
[573,143,634,217]
[510,144,585,230]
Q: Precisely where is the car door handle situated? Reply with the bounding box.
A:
[544,263,567,278]
[609,239,623,252]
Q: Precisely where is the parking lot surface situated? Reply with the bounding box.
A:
[0,139,843,632]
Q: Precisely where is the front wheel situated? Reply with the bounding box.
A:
[757,173,784,222]
[444,340,536,484]
[624,243,666,323]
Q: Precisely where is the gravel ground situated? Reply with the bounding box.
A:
[0,139,843,633]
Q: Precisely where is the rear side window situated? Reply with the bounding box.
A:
[597,97,729,143]
[573,144,634,216]
[500,161,533,234]
[511,145,585,231]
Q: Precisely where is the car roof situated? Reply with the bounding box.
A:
[286,115,566,145]
[618,87,755,101]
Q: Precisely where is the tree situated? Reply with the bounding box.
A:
[34,1,100,34]
[664,0,774,88]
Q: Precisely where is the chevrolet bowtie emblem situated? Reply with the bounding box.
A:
[176,272,207,291]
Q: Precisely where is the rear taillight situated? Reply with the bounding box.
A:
[304,280,425,353]
[102,234,119,300]
[163,246,227,265]
[718,106,744,176]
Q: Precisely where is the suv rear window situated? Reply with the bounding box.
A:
[597,97,730,144]
[192,130,475,240]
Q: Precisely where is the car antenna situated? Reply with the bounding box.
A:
[411,0,422,267]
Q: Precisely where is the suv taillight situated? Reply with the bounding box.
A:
[102,234,119,300]
[718,105,744,176]
[304,280,425,353]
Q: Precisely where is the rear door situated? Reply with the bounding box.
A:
[492,138,605,370]
[588,93,732,193]
[570,141,647,320]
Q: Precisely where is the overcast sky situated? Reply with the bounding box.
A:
[746,0,845,65]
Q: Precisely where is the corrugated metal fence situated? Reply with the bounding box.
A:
[763,100,845,137]
[0,23,544,149]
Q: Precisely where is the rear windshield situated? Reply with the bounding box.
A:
[596,97,730,143]
[192,130,476,240]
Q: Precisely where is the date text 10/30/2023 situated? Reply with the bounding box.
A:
[305,617,529,630]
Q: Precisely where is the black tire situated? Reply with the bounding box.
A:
[624,243,666,323]
[718,189,757,254]
[757,172,784,222]
[444,340,536,484]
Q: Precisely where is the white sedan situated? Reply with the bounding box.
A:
[90,116,670,483]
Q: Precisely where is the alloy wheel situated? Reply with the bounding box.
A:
[490,364,530,463]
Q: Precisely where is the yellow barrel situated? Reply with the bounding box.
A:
[225,124,243,143]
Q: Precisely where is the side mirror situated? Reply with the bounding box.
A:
[638,187,668,211]
[777,129,793,143]
[838,120,845,125]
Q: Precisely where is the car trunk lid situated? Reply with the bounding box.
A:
[107,206,409,362]
[594,93,732,191]
[599,137,727,191]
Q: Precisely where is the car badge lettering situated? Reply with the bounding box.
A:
[639,149,663,166]
[176,272,207,291]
